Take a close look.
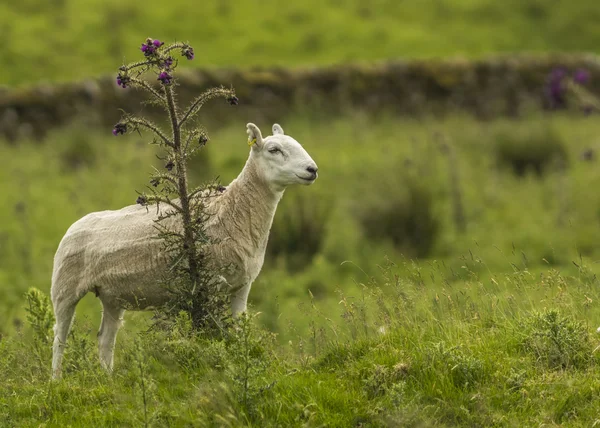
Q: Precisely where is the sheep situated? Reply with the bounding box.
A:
[51,122,318,378]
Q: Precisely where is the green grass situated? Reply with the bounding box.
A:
[2,0,600,86]
[3,111,600,425]
[3,261,600,426]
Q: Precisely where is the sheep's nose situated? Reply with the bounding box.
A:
[306,165,318,175]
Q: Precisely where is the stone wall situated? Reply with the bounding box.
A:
[1,54,598,142]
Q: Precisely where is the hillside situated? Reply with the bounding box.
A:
[2,0,600,86]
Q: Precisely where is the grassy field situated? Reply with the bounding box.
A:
[2,0,600,86]
[2,111,600,425]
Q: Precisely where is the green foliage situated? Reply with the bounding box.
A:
[519,309,593,370]
[59,127,98,170]
[493,121,568,176]
[353,172,439,257]
[24,287,54,346]
[225,313,276,418]
[3,0,600,86]
[427,342,487,390]
[5,113,600,425]
[360,363,409,399]
[267,188,331,271]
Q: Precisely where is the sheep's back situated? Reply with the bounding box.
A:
[53,204,179,308]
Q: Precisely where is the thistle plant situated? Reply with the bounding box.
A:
[112,38,238,333]
[545,67,599,114]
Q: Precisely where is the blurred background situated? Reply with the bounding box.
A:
[2,0,600,338]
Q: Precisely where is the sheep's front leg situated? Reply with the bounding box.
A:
[231,284,251,317]
[98,300,125,372]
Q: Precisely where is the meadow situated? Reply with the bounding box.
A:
[3,0,600,422]
[2,110,600,425]
[2,0,600,86]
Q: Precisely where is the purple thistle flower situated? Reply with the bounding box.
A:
[116,73,130,89]
[227,95,239,105]
[112,122,127,136]
[158,71,172,85]
[153,39,163,47]
[163,57,174,70]
[136,195,147,206]
[141,38,158,57]
[182,46,194,60]
[573,68,590,85]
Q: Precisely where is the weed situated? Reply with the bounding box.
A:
[519,309,592,370]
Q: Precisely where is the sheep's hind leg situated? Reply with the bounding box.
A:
[231,284,251,317]
[98,300,125,372]
[51,296,79,380]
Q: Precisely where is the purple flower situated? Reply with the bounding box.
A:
[141,38,159,57]
[182,46,194,60]
[227,95,239,105]
[157,71,172,85]
[573,69,590,85]
[163,57,174,70]
[546,68,567,109]
[112,122,127,136]
[116,73,130,89]
[136,195,147,206]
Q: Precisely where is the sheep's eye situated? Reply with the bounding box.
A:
[268,147,282,155]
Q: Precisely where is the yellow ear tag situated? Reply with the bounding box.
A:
[248,138,257,147]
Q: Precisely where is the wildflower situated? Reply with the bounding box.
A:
[112,122,127,136]
[141,43,156,56]
[158,71,172,85]
[136,195,147,205]
[182,46,194,60]
[163,57,174,70]
[150,177,160,187]
[573,69,590,85]
[227,95,239,105]
[199,134,209,145]
[165,160,174,171]
[116,73,130,89]
[546,68,567,109]
[141,38,161,57]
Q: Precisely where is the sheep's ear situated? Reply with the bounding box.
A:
[246,123,264,149]
[272,123,284,135]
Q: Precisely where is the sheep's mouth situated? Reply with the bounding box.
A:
[296,174,317,182]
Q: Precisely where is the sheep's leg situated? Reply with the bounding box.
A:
[51,297,78,380]
[231,284,251,317]
[97,301,125,372]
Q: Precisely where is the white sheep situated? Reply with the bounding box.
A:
[51,123,318,378]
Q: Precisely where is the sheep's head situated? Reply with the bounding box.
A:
[246,123,318,191]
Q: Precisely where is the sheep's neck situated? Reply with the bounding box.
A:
[220,159,283,256]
